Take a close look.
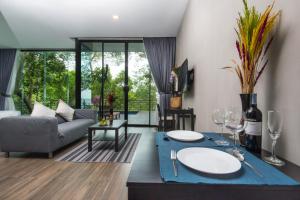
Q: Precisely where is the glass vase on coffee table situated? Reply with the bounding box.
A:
[263,110,285,166]
[212,109,229,146]
[225,107,247,154]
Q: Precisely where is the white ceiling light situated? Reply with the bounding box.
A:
[112,15,119,20]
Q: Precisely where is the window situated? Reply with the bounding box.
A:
[13,51,75,114]
[128,42,157,125]
[79,41,158,125]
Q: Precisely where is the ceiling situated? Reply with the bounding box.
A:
[0,0,189,49]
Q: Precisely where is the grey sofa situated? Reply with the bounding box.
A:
[0,109,97,158]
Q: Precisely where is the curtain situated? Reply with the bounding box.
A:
[0,49,17,110]
[5,51,20,110]
[143,37,176,114]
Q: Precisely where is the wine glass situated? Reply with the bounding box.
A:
[263,110,285,166]
[212,109,229,146]
[225,107,247,154]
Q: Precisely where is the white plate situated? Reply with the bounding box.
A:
[167,130,204,142]
[177,147,241,175]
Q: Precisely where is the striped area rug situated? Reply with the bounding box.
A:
[56,133,141,163]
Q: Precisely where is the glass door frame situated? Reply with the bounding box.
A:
[75,39,156,127]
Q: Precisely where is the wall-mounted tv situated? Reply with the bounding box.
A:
[175,59,193,93]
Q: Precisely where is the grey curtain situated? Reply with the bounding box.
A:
[143,37,176,114]
[0,49,17,110]
[5,51,20,110]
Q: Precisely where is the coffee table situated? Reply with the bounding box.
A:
[88,120,128,152]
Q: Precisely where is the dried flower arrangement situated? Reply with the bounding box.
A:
[224,0,280,93]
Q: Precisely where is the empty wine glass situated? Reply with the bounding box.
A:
[212,109,229,146]
[263,110,285,166]
[225,107,247,154]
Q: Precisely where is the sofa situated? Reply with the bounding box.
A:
[0,109,97,158]
[0,111,21,119]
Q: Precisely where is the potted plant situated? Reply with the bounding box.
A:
[224,0,280,144]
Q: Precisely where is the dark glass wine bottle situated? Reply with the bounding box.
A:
[245,93,262,154]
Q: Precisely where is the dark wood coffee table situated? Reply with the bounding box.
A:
[88,120,127,152]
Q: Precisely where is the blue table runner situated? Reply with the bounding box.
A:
[156,132,299,186]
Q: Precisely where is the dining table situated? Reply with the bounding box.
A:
[126,131,300,200]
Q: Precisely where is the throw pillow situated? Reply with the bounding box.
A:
[56,99,75,122]
[56,114,67,124]
[31,101,56,117]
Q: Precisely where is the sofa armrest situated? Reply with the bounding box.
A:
[74,109,97,122]
[0,116,58,153]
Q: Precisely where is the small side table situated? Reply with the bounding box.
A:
[88,120,128,152]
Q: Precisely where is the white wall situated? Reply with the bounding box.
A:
[0,12,20,48]
[176,0,300,166]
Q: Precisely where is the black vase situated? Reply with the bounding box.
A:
[239,93,251,146]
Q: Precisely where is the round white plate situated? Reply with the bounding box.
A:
[177,147,241,175]
[167,130,204,142]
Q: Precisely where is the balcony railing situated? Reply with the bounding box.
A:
[82,99,157,112]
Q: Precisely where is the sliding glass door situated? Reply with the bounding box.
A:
[103,43,125,120]
[12,43,158,126]
[78,40,157,126]
[128,43,157,125]
[80,42,103,110]
[80,42,125,120]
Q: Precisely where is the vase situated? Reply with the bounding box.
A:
[239,93,252,146]
[170,94,182,109]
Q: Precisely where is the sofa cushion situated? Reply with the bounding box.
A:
[56,100,75,122]
[31,101,56,118]
[74,109,97,121]
[56,114,66,124]
[0,111,21,119]
[58,119,94,145]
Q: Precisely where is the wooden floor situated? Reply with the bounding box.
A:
[0,127,155,200]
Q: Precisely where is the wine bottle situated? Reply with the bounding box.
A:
[245,93,262,154]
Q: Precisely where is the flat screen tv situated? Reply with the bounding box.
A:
[177,59,189,92]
